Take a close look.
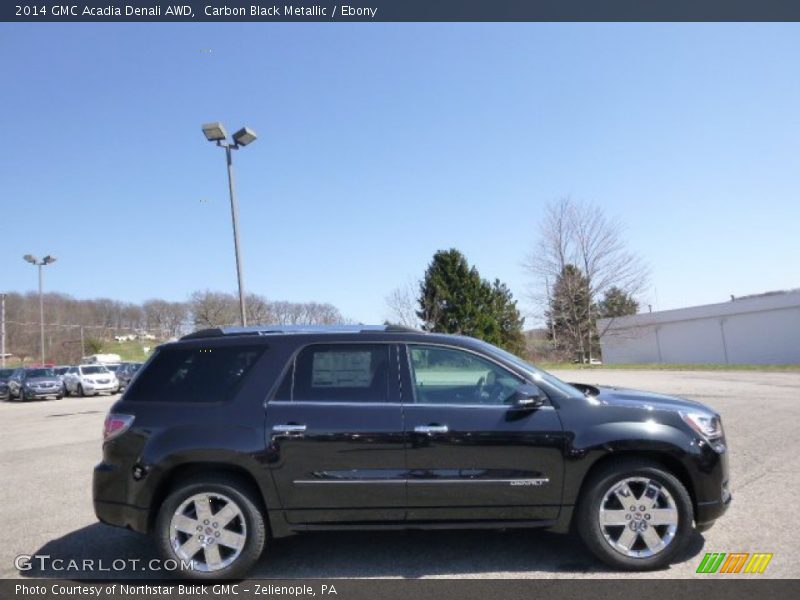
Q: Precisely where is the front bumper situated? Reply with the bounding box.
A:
[692,440,732,526]
[83,381,118,394]
[23,387,62,398]
[696,476,732,525]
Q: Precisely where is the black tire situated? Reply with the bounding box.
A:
[155,475,266,580]
[576,458,693,571]
[77,384,85,397]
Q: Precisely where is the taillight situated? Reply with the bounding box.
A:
[103,413,134,441]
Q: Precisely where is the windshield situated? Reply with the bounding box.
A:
[471,339,582,398]
[81,366,109,375]
[27,368,55,378]
[0,369,14,378]
[106,365,120,372]
[55,367,69,375]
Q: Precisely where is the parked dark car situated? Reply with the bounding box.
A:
[115,362,143,391]
[0,368,13,401]
[93,325,730,579]
[53,365,70,387]
[8,367,65,401]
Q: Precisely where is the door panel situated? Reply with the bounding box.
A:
[402,345,565,521]
[265,343,406,524]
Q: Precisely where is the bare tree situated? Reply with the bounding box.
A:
[526,197,649,359]
[384,279,422,328]
[245,293,274,325]
[188,291,239,329]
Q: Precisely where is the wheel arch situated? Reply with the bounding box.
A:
[147,462,268,532]
[569,450,697,530]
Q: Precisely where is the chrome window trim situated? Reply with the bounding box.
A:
[267,400,554,410]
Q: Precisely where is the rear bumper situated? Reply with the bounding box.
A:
[93,462,149,533]
[94,499,149,533]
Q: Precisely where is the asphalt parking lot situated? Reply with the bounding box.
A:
[2,369,798,579]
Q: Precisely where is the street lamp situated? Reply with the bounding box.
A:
[202,121,258,326]
[23,254,57,365]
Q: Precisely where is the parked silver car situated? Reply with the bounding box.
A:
[7,367,64,401]
[64,364,119,397]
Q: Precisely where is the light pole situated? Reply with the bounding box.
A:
[1,293,6,368]
[202,122,258,327]
[23,254,57,365]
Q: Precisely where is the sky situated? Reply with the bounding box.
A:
[1,23,799,325]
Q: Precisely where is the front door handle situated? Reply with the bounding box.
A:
[272,424,307,433]
[414,424,449,434]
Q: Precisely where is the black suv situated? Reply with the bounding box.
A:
[93,325,730,578]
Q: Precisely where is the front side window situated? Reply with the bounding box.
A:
[407,345,526,406]
[125,345,264,403]
[274,344,390,403]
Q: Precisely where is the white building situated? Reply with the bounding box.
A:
[597,289,800,365]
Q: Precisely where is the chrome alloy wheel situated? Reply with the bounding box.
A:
[598,476,679,558]
[169,492,248,572]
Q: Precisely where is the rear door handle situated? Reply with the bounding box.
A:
[272,424,307,433]
[414,424,449,434]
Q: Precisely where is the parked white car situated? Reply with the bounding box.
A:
[64,364,119,397]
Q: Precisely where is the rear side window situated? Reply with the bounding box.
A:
[274,344,390,403]
[126,345,264,403]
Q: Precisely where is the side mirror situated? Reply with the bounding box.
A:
[510,384,546,410]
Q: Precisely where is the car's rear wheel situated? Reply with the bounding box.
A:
[577,459,693,570]
[156,475,266,579]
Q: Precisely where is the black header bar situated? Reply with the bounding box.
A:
[5,1,800,23]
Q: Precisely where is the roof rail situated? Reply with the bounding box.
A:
[180,324,424,340]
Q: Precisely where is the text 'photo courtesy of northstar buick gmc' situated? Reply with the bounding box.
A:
[93,325,730,579]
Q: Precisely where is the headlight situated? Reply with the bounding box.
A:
[680,411,724,442]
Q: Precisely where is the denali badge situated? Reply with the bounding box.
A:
[510,478,549,486]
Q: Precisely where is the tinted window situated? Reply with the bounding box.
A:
[407,345,525,406]
[0,369,14,378]
[126,345,264,403]
[274,344,390,403]
[81,366,109,375]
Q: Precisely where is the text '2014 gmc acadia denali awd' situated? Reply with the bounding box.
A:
[93,325,730,578]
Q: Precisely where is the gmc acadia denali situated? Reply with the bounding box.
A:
[93,325,730,578]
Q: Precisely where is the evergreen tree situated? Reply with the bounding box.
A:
[598,286,639,319]
[417,249,525,354]
[546,264,595,361]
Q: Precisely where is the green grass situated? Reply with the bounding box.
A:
[100,338,165,362]
[538,362,800,372]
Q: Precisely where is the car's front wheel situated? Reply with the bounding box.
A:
[576,459,693,570]
[155,475,266,579]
